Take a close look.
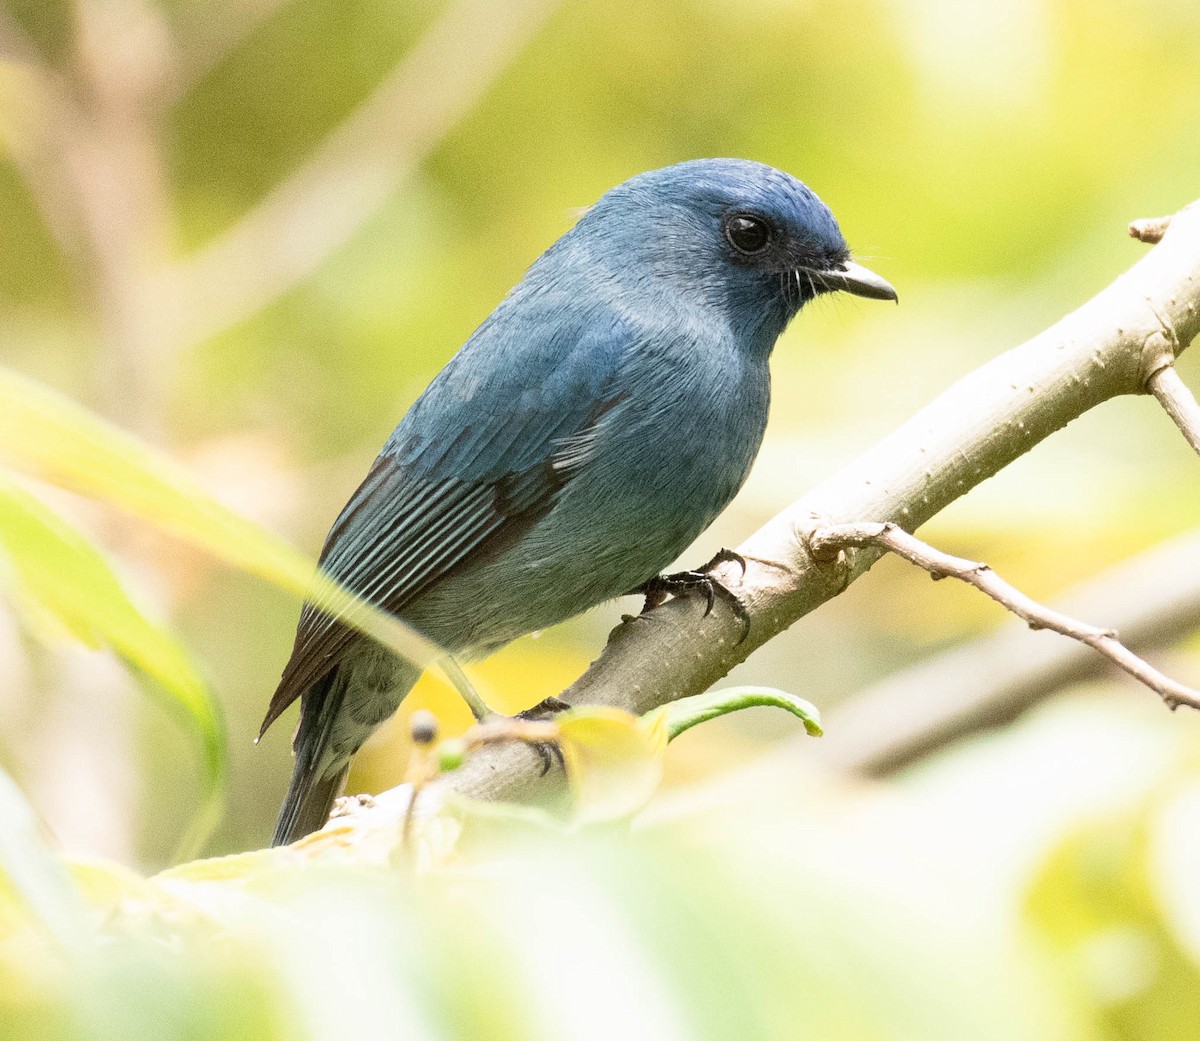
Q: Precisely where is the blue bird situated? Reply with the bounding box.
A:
[261,158,896,845]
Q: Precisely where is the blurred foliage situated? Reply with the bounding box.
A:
[0,0,1199,1035]
[0,475,223,860]
[3,693,1200,1040]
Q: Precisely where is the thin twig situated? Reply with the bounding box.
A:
[809,522,1200,713]
[813,529,1200,777]
[1147,365,1200,458]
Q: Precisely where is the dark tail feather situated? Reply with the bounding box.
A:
[271,673,349,847]
[272,763,348,847]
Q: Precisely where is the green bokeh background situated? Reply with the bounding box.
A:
[1,1,1200,1036]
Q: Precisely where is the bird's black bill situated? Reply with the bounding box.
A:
[807,260,898,302]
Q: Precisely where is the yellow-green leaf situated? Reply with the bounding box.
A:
[0,477,225,857]
[0,364,441,673]
[557,707,664,825]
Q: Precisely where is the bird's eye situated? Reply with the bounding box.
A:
[724,213,772,255]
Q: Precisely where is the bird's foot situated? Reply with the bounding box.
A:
[469,697,571,777]
[515,696,571,775]
[632,548,751,643]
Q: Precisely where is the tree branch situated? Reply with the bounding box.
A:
[167,0,298,103]
[325,198,1200,836]
[809,521,1200,711]
[0,8,92,260]
[154,0,562,353]
[811,530,1200,776]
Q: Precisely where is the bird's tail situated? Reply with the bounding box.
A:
[271,671,349,847]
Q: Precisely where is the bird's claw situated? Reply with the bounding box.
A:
[631,548,752,643]
[514,696,570,776]
[706,546,749,578]
[529,740,565,777]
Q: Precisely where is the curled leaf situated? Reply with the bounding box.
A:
[645,685,824,742]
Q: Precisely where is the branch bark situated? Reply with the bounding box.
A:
[333,198,1200,833]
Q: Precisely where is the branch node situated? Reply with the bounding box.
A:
[1139,330,1178,389]
[1129,215,1172,244]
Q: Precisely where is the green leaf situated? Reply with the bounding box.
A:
[651,685,824,741]
[0,476,227,858]
[0,363,444,682]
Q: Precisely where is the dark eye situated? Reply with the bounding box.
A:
[724,213,771,255]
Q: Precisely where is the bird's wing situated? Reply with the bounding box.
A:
[259,315,632,737]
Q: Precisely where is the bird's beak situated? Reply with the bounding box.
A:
[806,260,898,302]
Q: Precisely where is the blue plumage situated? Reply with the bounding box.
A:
[262,158,896,844]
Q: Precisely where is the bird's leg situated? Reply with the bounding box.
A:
[440,657,564,776]
[440,656,494,722]
[631,547,752,642]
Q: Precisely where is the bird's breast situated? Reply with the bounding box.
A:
[591,352,769,537]
[404,332,772,653]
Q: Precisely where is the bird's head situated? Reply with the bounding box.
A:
[574,158,895,341]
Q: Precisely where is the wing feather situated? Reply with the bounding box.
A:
[260,312,636,738]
